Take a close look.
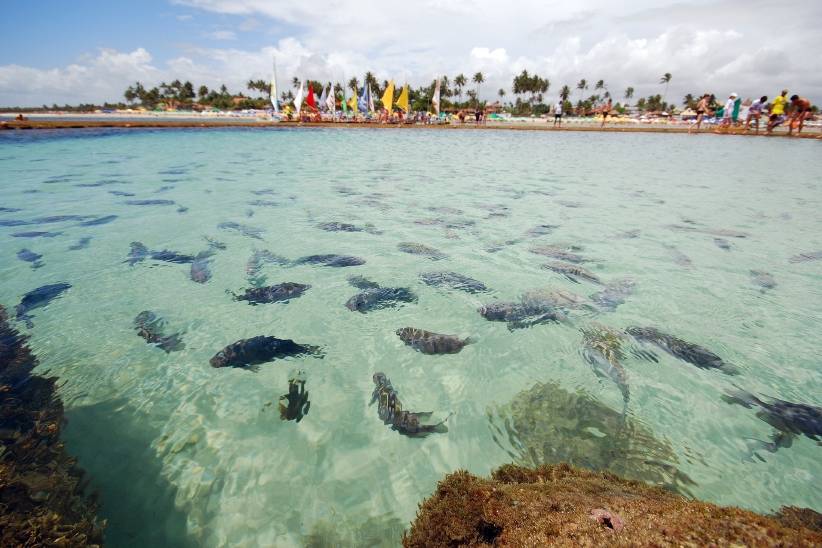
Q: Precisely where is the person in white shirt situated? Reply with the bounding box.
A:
[553,101,563,128]
[745,95,768,132]
[720,92,737,127]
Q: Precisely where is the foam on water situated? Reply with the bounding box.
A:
[1,128,821,546]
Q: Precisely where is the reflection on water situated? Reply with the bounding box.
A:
[1,128,821,545]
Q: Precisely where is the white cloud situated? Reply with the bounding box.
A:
[1,0,821,106]
[207,30,237,40]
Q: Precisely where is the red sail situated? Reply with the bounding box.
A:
[306,84,316,110]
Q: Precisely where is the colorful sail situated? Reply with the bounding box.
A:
[306,83,316,110]
[342,83,348,114]
[270,61,279,112]
[432,78,441,115]
[368,86,375,113]
[348,85,358,114]
[294,80,304,116]
[396,83,410,113]
[381,80,395,113]
[358,83,369,113]
[325,84,335,113]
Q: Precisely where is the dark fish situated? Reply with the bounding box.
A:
[156,185,174,192]
[590,279,635,311]
[419,271,487,293]
[231,282,310,304]
[396,327,471,355]
[530,245,586,263]
[126,242,195,265]
[124,199,176,206]
[348,276,381,289]
[317,222,362,232]
[714,238,732,251]
[245,249,289,286]
[542,261,602,284]
[722,388,821,455]
[0,207,22,212]
[525,224,560,237]
[176,206,188,214]
[248,200,279,207]
[30,215,94,224]
[789,251,822,263]
[204,236,226,250]
[581,325,630,415]
[278,373,310,422]
[78,215,118,226]
[11,231,62,238]
[134,311,185,353]
[16,249,43,269]
[294,254,365,267]
[750,270,776,291]
[370,372,448,437]
[109,190,135,197]
[626,326,737,374]
[15,282,71,327]
[190,253,213,283]
[0,219,30,226]
[346,287,417,313]
[251,189,277,195]
[218,221,265,240]
[478,301,565,330]
[209,336,322,370]
[68,237,92,250]
[398,242,447,260]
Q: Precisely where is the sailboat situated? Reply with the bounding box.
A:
[269,59,283,121]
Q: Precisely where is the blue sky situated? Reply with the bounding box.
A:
[1,0,820,106]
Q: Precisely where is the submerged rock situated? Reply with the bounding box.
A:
[403,463,821,547]
[0,306,104,545]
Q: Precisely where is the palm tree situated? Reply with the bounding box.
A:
[347,77,360,93]
[560,85,571,102]
[472,72,484,105]
[624,87,634,101]
[576,79,588,103]
[198,85,209,100]
[595,79,606,91]
[454,73,466,103]
[292,77,300,89]
[498,88,506,100]
[660,73,672,104]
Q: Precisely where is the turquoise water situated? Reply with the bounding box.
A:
[1,128,820,546]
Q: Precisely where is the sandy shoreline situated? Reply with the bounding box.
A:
[2,117,820,138]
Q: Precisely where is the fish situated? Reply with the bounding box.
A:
[11,231,62,238]
[396,327,472,355]
[133,311,185,353]
[542,262,602,284]
[29,215,94,224]
[231,282,310,304]
[209,336,322,370]
[714,238,732,251]
[126,242,196,265]
[625,326,737,374]
[370,372,449,437]
[190,253,213,284]
[16,249,43,269]
[248,200,279,207]
[590,279,636,311]
[278,372,310,423]
[124,199,176,206]
[68,237,92,251]
[397,242,447,260]
[525,224,560,237]
[346,285,417,313]
[109,190,135,197]
[347,276,381,290]
[217,221,265,240]
[664,245,692,268]
[78,215,118,227]
[294,254,366,267]
[0,219,29,226]
[0,207,22,212]
[317,222,362,232]
[722,388,822,455]
[245,249,289,286]
[581,325,630,415]
[789,251,822,263]
[204,236,226,250]
[749,270,776,291]
[478,301,565,330]
[15,282,71,327]
[530,245,586,263]
[419,271,487,293]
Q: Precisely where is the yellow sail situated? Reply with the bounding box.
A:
[396,83,410,113]
[381,80,395,113]
[348,87,358,114]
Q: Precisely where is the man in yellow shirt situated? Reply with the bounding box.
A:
[766,89,788,134]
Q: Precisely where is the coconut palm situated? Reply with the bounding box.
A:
[291,77,300,89]
[624,87,634,101]
[660,73,672,104]
[498,88,506,100]
[473,72,484,105]
[595,79,606,91]
[560,85,571,102]
[454,73,466,104]
[347,77,360,93]
[576,79,588,102]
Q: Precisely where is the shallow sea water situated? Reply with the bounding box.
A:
[1,127,820,546]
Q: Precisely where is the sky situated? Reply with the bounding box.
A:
[1,0,820,107]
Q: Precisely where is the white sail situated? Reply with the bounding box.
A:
[325,84,335,114]
[368,86,375,113]
[432,78,441,115]
[270,60,279,112]
[318,85,328,112]
[294,80,304,116]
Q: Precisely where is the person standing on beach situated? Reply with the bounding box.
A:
[719,93,737,129]
[767,89,789,134]
[553,100,563,127]
[745,95,768,132]
[600,98,612,128]
[787,95,811,135]
[474,108,482,125]
[689,94,711,133]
